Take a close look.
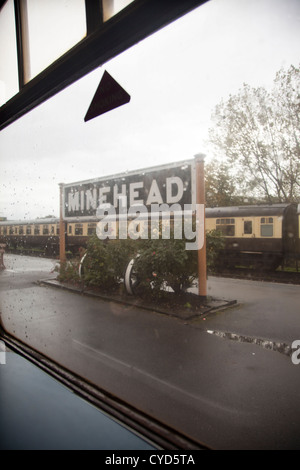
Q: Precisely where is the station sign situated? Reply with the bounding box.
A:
[63,160,196,220]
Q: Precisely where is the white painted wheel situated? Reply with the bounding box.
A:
[78,252,87,278]
[124,257,140,295]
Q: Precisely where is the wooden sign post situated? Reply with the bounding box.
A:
[194,154,207,299]
[0,243,6,270]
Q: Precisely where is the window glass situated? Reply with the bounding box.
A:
[24,0,87,81]
[88,223,97,235]
[75,224,83,235]
[0,0,19,105]
[261,220,274,237]
[1,0,300,450]
[244,220,252,234]
[216,219,235,236]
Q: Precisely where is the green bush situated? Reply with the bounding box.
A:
[206,229,225,272]
[134,238,197,296]
[57,259,81,283]
[132,230,224,297]
[82,235,136,289]
[57,229,224,295]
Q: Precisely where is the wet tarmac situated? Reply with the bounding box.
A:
[1,254,300,449]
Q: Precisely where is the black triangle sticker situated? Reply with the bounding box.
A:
[84,71,131,122]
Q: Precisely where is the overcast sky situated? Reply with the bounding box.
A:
[1,0,300,220]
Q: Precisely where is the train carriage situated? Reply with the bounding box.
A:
[0,218,60,256]
[206,204,299,270]
[65,218,98,254]
[0,203,299,269]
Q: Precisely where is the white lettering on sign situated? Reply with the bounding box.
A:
[166,176,184,203]
[99,186,110,206]
[63,160,195,219]
[68,191,80,212]
[113,184,126,207]
[66,177,188,214]
[146,179,163,205]
[129,181,144,206]
[86,189,97,210]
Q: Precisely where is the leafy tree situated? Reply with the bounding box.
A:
[205,159,241,207]
[209,64,300,203]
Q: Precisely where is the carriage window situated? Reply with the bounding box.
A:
[18,226,24,235]
[244,221,252,235]
[75,224,83,236]
[42,225,49,235]
[34,225,40,235]
[216,218,235,236]
[26,226,32,235]
[261,217,274,237]
[88,223,97,235]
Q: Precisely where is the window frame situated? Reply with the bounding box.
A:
[216,218,235,237]
[75,224,83,236]
[260,217,274,237]
[0,0,211,451]
[243,220,253,236]
[0,0,208,131]
[42,225,49,235]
